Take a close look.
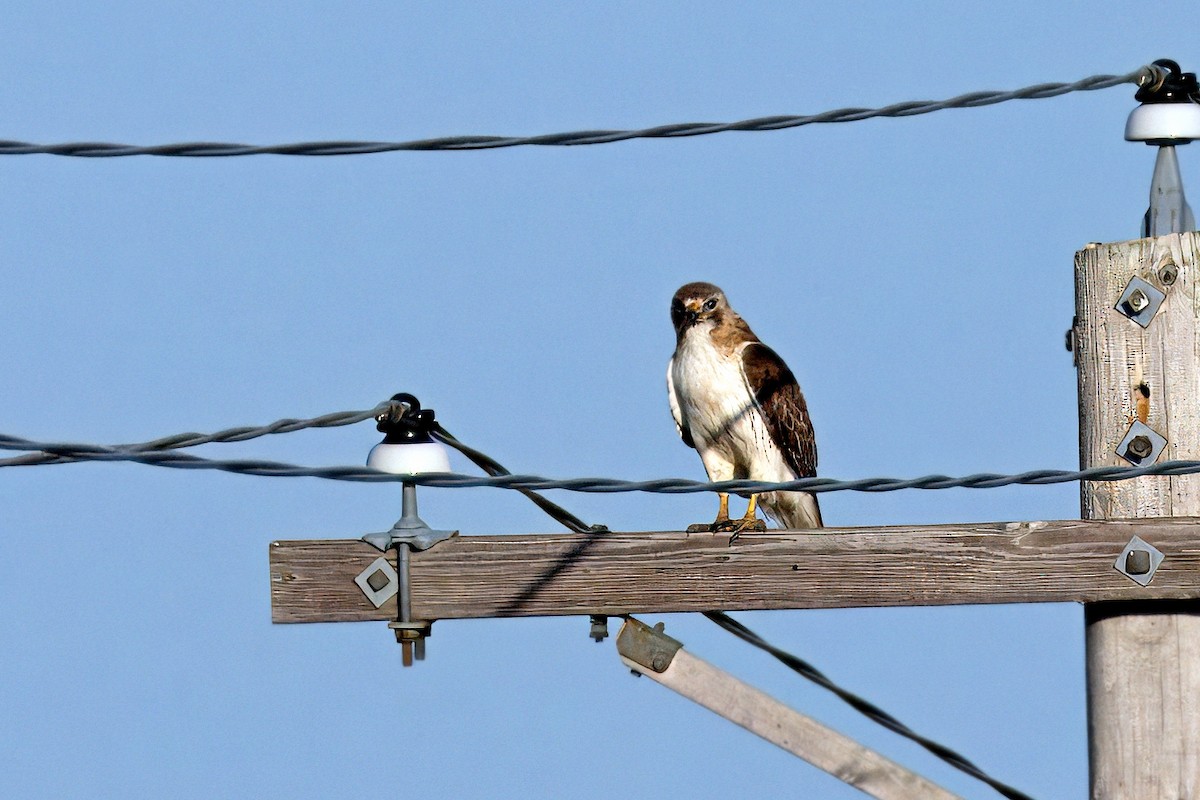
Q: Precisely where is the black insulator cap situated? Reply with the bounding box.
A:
[375,393,438,444]
[1137,59,1200,104]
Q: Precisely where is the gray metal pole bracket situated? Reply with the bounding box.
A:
[362,482,459,552]
[362,525,458,553]
[617,617,683,673]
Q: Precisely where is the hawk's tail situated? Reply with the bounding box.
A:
[762,490,823,530]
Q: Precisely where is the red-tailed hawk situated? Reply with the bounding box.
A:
[667,282,822,534]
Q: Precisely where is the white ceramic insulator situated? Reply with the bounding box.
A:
[1125,102,1200,143]
[367,441,452,475]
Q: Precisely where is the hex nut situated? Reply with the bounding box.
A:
[1126,435,1154,460]
[1125,289,1150,314]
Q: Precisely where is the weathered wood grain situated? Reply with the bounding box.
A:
[270,516,1200,623]
[1076,232,1200,799]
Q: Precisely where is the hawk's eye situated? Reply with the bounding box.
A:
[703,298,718,311]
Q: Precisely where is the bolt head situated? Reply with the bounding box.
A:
[1126,435,1154,460]
[651,655,669,672]
[1126,289,1150,313]
[1125,549,1152,576]
[1159,264,1179,286]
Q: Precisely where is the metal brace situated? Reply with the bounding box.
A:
[1114,535,1165,586]
[362,483,458,553]
[616,617,683,674]
[358,482,458,666]
[589,614,610,643]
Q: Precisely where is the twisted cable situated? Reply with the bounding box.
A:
[3,426,1197,494]
[0,66,1158,157]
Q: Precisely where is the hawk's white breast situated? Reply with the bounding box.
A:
[668,328,796,483]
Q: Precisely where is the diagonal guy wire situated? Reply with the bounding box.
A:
[704,611,1035,800]
[0,66,1159,157]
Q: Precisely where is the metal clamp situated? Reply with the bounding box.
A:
[589,614,610,643]
[616,618,683,674]
[358,482,457,667]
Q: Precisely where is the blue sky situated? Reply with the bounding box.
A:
[2,3,1197,798]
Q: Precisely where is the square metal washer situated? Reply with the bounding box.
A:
[354,556,399,608]
[1114,276,1165,328]
[1114,535,1164,587]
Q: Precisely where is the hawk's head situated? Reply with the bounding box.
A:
[671,282,730,335]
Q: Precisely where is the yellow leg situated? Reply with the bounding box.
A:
[728,493,767,541]
[716,493,730,523]
[741,494,758,522]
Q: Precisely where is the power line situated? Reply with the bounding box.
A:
[0,66,1159,158]
[0,404,389,467]
[2,424,1198,494]
[432,422,597,535]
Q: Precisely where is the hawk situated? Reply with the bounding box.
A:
[667,282,822,534]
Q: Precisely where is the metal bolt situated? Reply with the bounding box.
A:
[1115,535,1164,586]
[389,621,430,668]
[1159,263,1179,286]
[589,614,609,643]
[651,654,670,672]
[1126,435,1154,460]
[1125,289,1150,314]
[1125,549,1152,576]
[366,569,390,592]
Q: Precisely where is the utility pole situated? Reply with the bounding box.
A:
[1076,59,1200,797]
[1075,231,1200,797]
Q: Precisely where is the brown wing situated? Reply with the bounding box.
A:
[740,342,817,478]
